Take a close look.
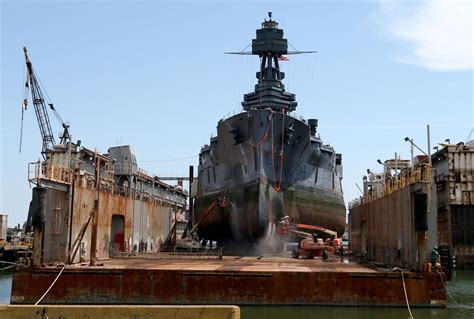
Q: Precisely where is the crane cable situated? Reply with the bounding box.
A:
[139,155,198,163]
[19,63,28,153]
[35,69,66,126]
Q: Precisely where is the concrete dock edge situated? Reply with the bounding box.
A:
[0,305,241,319]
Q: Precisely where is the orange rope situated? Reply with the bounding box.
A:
[249,111,273,147]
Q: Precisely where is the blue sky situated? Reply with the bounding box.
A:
[1,0,473,227]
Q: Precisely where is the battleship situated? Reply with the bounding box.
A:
[195,14,346,243]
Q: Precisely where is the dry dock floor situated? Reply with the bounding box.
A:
[11,255,446,307]
[74,256,378,272]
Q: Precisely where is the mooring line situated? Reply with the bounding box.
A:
[35,264,66,305]
[0,264,16,271]
[393,267,414,319]
[437,271,474,309]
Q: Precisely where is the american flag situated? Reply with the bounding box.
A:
[278,55,289,61]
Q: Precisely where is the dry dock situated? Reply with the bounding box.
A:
[11,256,446,307]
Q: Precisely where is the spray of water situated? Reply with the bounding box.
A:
[253,221,286,256]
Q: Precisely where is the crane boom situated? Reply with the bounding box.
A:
[22,47,71,156]
[23,47,56,154]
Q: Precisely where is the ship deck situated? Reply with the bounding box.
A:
[11,255,446,307]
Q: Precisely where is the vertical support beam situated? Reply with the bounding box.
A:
[426,124,438,258]
[427,125,432,166]
[33,226,43,267]
[90,153,100,266]
[189,165,194,227]
[173,204,177,248]
[67,154,77,257]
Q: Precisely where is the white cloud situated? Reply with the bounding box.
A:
[376,0,473,71]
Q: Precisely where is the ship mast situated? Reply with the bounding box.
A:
[226,13,315,113]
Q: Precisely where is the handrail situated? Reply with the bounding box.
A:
[350,164,432,208]
[28,161,186,208]
[28,161,73,185]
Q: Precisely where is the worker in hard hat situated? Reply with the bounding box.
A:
[431,246,440,270]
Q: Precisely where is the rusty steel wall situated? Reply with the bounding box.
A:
[449,147,473,205]
[69,187,173,263]
[451,205,474,255]
[433,144,474,257]
[42,189,70,263]
[350,186,417,267]
[130,199,173,252]
[0,214,8,240]
[10,267,446,307]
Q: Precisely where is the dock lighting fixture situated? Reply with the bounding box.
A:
[433,146,439,152]
[404,137,429,157]
[355,183,363,194]
[377,159,396,175]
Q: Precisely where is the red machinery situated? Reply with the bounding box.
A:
[278,216,341,259]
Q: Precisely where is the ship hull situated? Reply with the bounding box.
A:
[195,182,346,241]
[195,109,345,242]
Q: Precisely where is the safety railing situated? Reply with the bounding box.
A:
[350,163,432,208]
[28,161,73,185]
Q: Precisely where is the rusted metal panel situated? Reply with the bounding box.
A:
[432,143,474,262]
[10,258,446,307]
[350,186,417,267]
[42,189,69,263]
[28,144,187,266]
[451,205,474,255]
[68,187,174,263]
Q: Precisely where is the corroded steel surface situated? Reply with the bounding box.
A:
[66,187,175,263]
[350,186,417,267]
[433,143,474,259]
[11,257,446,307]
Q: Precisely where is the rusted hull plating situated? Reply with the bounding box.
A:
[11,261,445,307]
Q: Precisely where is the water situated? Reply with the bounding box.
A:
[0,270,12,305]
[0,270,472,318]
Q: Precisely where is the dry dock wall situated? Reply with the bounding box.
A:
[28,145,187,265]
[433,143,474,268]
[350,185,424,267]
[42,186,176,264]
